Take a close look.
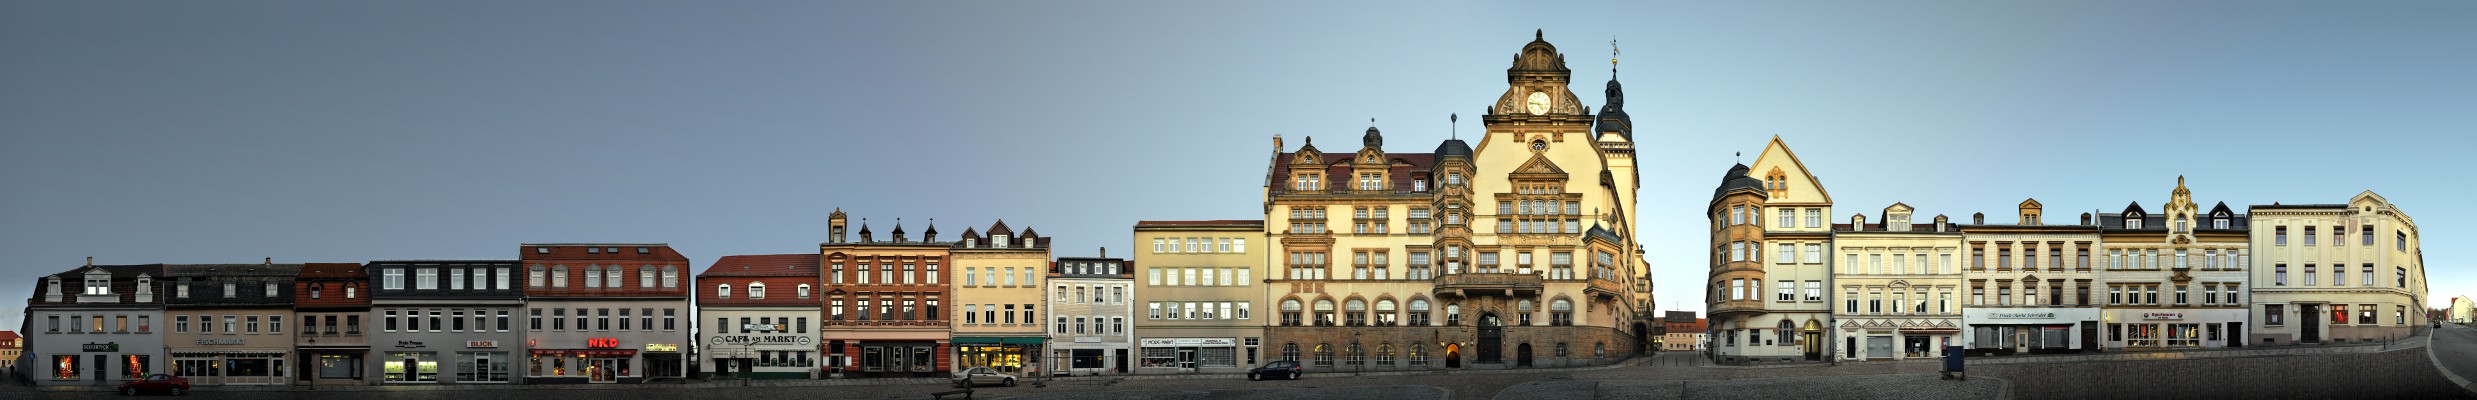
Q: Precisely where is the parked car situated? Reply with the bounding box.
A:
[1247,360,1304,381]
[118,374,189,396]
[951,367,1017,387]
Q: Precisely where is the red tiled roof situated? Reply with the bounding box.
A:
[298,263,366,278]
[0,331,21,347]
[1268,152,1441,194]
[1136,220,1264,227]
[699,254,822,277]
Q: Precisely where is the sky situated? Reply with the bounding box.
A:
[4,0,2472,330]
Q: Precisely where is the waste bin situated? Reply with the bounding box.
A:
[1940,345,1965,381]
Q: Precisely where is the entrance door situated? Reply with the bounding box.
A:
[1444,344,1462,368]
[93,355,107,383]
[1114,349,1129,373]
[1515,344,1532,367]
[2228,323,2244,348]
[1802,332,1822,361]
[1177,349,1197,370]
[2301,304,2323,343]
[589,359,618,383]
[1476,315,1503,363]
[2081,322,2098,351]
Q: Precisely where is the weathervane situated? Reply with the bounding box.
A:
[1610,36,1620,75]
[1449,113,1458,140]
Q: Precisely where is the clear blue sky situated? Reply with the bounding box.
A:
[4,1,2471,329]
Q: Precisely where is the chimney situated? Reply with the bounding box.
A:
[1973,213,1985,225]
[1274,134,1285,152]
[265,257,272,265]
[2081,213,2094,226]
[86,256,93,266]
[1100,247,1107,258]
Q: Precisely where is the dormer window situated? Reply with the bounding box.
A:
[798,284,812,299]
[2124,214,2144,229]
[2214,217,2230,229]
[84,277,110,295]
[748,282,766,299]
[717,284,732,299]
[2176,217,2188,233]
[994,235,1010,248]
[135,277,151,295]
[177,278,191,298]
[1414,179,1428,192]
[312,285,322,299]
[223,281,237,298]
[1296,173,1323,191]
[346,284,357,299]
[265,282,277,297]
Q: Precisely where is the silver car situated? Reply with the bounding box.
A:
[951,367,1018,387]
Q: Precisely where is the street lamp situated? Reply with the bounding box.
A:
[1352,331,1363,376]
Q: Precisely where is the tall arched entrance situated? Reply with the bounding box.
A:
[1515,343,1533,367]
[1444,344,1462,368]
[1477,314,1504,363]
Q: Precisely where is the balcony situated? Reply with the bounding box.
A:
[1584,278,1624,300]
[1709,299,1768,318]
[1433,273,1543,298]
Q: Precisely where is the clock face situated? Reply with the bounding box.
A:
[1525,92,1550,115]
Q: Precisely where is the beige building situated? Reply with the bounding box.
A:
[1956,203,2104,356]
[163,263,301,386]
[2451,296,2472,324]
[947,220,1051,375]
[1130,220,1267,374]
[1830,203,1964,361]
[2247,191,2426,344]
[1261,31,1647,372]
[1708,137,1836,364]
[2095,178,2251,351]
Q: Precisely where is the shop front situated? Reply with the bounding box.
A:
[171,346,287,385]
[528,348,636,383]
[375,339,517,384]
[2101,309,2246,351]
[1961,308,2100,356]
[40,340,160,386]
[952,337,1042,375]
[705,334,816,379]
[844,341,941,378]
[1135,338,1237,373]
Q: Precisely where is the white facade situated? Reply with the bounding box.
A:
[2246,191,2426,345]
[1829,204,1964,361]
[1956,202,2105,355]
[1046,258,1133,376]
[697,307,822,378]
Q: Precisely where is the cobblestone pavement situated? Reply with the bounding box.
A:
[1495,373,2006,400]
[4,341,2442,400]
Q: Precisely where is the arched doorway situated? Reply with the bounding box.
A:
[1515,343,1533,367]
[1477,314,1504,363]
[1444,344,1462,368]
[1801,319,1825,361]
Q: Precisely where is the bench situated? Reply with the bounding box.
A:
[931,388,973,399]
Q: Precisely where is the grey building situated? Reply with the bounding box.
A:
[21,262,165,386]
[367,260,526,385]
[1048,255,1133,376]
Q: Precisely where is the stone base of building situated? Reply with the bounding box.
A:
[1264,325,1638,370]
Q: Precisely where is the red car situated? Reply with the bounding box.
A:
[118,374,189,396]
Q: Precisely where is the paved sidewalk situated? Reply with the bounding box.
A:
[1699,332,2429,370]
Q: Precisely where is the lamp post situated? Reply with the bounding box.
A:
[1352,331,1363,376]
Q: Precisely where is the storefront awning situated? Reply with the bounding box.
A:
[951,337,1045,345]
[530,349,638,357]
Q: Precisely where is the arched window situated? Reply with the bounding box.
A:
[1344,299,1368,326]
[1346,343,1364,366]
[1314,343,1334,367]
[528,265,546,287]
[1377,343,1396,366]
[1375,299,1398,326]
[1549,299,1574,326]
[1409,344,1427,367]
[1407,299,1431,326]
[584,265,603,288]
[1280,299,1304,326]
[1778,319,1796,344]
[551,265,569,288]
[1282,343,1301,362]
[716,284,732,299]
[639,266,656,289]
[1556,342,1570,358]
[1517,300,1535,325]
[605,265,623,288]
[1594,342,1606,359]
[747,282,766,299]
[1314,299,1337,326]
[1445,304,1462,326]
[797,284,812,299]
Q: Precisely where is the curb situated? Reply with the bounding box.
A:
[2425,325,2477,398]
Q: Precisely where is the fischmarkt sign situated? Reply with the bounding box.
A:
[710,335,810,346]
[1988,312,2055,319]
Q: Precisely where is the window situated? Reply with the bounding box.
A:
[1806,208,1822,228]
[2362,264,2375,286]
[1805,281,1821,301]
[2304,264,2317,286]
[2275,264,2288,286]
[384,269,406,290]
[1777,280,1795,302]
[2304,226,2317,246]
[551,266,568,288]
[2275,226,2288,246]
[2332,304,2349,324]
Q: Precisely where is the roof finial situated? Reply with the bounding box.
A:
[1610,36,1620,75]
[1536,29,1543,41]
[1449,113,1458,140]
[1736,151,1742,164]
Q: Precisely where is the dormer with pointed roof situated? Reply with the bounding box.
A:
[2019,198,2044,226]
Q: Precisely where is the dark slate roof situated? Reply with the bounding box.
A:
[2120,202,2148,216]
[366,260,524,300]
[1435,139,1473,158]
[1267,150,1441,195]
[2207,202,2236,217]
[1664,311,1698,323]
[1712,163,1765,201]
[1585,222,1623,244]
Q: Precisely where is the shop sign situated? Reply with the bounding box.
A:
[710,335,810,346]
[196,338,245,345]
[467,340,498,348]
[397,340,426,348]
[1075,337,1102,343]
[645,343,679,352]
[2141,312,2184,320]
[82,342,119,352]
[1988,312,2054,319]
[587,338,621,348]
[1139,338,1235,347]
